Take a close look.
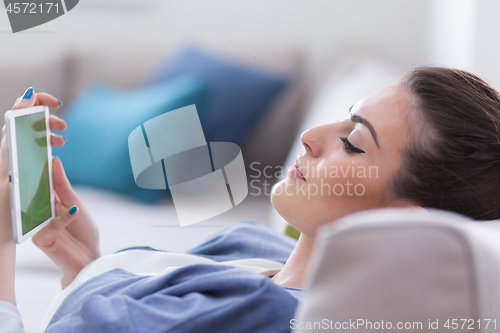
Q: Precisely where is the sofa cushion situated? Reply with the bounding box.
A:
[148,46,290,146]
[68,46,305,170]
[67,48,168,102]
[53,74,209,202]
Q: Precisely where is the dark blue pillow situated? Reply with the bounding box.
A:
[148,47,290,146]
[54,75,209,202]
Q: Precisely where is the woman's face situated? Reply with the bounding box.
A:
[271,84,415,236]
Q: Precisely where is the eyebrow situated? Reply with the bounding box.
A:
[349,105,380,148]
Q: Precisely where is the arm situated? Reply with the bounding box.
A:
[0,88,101,308]
[0,178,16,306]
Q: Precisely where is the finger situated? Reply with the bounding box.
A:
[12,87,35,110]
[52,157,80,208]
[34,93,62,109]
[32,115,67,132]
[31,114,68,132]
[50,134,67,146]
[35,136,47,147]
[54,197,66,216]
[35,134,67,147]
[32,118,47,131]
[49,115,67,131]
[32,205,78,249]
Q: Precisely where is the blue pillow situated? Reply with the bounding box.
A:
[54,75,209,202]
[148,46,290,146]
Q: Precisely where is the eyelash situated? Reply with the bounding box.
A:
[340,137,365,154]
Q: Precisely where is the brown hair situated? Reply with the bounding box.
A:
[392,67,500,220]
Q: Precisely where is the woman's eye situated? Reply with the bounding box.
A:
[340,137,365,154]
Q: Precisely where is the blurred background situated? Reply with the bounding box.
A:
[1,0,499,86]
[1,0,499,332]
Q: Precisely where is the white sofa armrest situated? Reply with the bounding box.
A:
[296,208,500,332]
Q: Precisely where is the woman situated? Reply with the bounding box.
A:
[1,67,500,332]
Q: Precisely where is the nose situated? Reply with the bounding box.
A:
[300,125,327,158]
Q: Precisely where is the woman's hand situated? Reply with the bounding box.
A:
[0,87,71,304]
[4,88,100,289]
[32,157,100,289]
[0,88,68,241]
[0,88,67,192]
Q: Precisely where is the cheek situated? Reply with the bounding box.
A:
[306,155,377,198]
[271,160,391,234]
[316,162,374,196]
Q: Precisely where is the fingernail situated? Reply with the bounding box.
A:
[69,206,77,215]
[23,87,33,100]
[63,136,67,142]
[57,99,63,107]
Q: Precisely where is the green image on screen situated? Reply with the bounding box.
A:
[15,112,52,235]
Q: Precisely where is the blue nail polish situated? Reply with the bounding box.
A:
[69,206,77,215]
[23,87,33,100]
[57,99,63,107]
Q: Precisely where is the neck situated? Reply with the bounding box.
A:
[271,233,315,289]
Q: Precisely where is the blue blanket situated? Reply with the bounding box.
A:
[46,222,300,333]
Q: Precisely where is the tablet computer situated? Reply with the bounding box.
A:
[5,106,55,243]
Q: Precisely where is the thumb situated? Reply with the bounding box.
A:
[33,205,79,249]
[12,87,35,110]
[52,157,80,207]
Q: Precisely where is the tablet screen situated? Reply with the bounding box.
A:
[15,111,52,235]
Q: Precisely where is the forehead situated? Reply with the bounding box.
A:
[352,84,412,149]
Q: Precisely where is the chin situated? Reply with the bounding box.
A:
[271,180,311,233]
[271,178,371,236]
[271,180,294,222]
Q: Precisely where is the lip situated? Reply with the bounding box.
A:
[288,157,306,181]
